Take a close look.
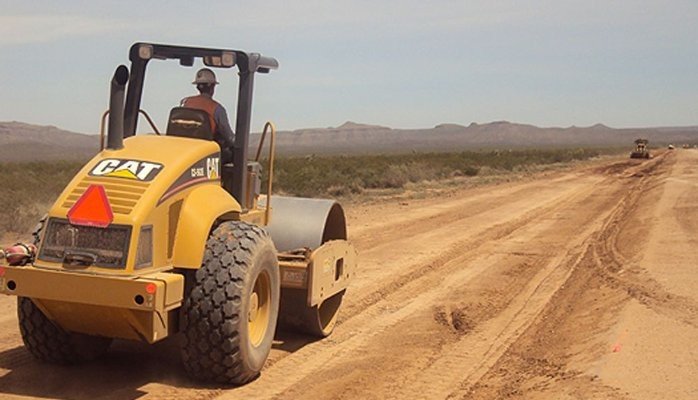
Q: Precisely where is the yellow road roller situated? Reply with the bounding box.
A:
[0,43,356,384]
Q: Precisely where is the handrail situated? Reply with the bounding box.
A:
[139,110,161,135]
[99,109,161,150]
[255,122,276,225]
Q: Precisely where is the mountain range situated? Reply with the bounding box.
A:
[2,120,698,162]
[251,121,698,155]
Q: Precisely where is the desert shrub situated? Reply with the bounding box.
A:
[265,147,604,197]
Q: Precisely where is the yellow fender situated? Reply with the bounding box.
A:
[172,185,241,268]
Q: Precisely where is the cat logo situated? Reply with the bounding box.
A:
[206,157,219,179]
[90,159,163,181]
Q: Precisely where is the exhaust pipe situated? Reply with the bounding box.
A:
[107,65,129,150]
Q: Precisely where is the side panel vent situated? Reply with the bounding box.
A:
[62,177,148,215]
[168,200,183,259]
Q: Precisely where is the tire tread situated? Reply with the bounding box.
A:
[180,221,277,384]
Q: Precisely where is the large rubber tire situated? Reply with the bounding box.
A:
[278,288,345,337]
[17,297,112,364]
[180,221,280,384]
[17,215,112,364]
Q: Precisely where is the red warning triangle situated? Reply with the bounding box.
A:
[67,184,114,228]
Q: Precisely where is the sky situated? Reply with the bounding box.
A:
[0,0,696,134]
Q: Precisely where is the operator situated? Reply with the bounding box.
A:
[181,68,235,163]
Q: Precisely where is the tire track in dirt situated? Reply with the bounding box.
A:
[461,152,681,399]
[591,153,698,329]
[339,174,605,324]
[390,211,614,400]
[350,173,586,251]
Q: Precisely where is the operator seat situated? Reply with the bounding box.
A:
[166,107,213,140]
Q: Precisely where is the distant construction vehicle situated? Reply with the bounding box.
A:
[630,138,651,159]
[0,43,356,384]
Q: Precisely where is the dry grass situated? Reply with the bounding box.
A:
[0,161,85,234]
[267,148,611,197]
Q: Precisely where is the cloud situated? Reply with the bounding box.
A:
[0,14,125,46]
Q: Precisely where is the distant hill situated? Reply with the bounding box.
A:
[0,121,99,162]
[2,120,698,162]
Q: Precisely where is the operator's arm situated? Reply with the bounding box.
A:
[214,105,235,148]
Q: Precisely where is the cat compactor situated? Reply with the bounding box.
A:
[630,138,651,159]
[0,43,356,384]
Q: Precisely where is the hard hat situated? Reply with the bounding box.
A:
[193,68,219,85]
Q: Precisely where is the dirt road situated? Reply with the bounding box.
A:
[0,150,696,399]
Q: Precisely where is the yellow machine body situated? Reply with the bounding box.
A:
[46,135,240,272]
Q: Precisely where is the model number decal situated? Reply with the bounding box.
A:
[191,167,205,177]
[90,159,163,181]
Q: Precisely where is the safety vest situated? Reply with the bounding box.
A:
[181,95,219,133]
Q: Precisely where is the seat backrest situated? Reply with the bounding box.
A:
[166,107,213,140]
